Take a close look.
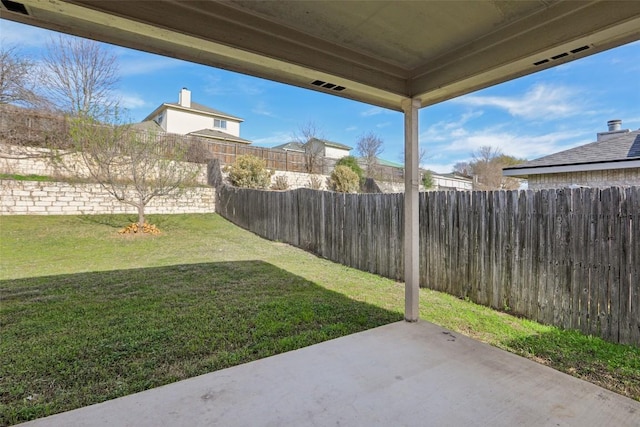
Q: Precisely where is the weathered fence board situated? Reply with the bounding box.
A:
[216,185,640,346]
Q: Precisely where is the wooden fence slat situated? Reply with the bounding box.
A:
[629,187,640,345]
[618,187,631,344]
[609,188,621,343]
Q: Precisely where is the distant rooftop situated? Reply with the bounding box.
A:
[504,120,640,177]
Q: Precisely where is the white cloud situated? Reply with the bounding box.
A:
[118,93,148,110]
[420,110,483,143]
[457,84,583,120]
[236,79,265,96]
[252,101,276,117]
[203,74,232,96]
[1,21,57,48]
[425,126,589,162]
[361,107,385,117]
[250,131,294,146]
[345,126,358,132]
[420,160,456,174]
[419,107,592,163]
[376,121,391,128]
[118,54,183,76]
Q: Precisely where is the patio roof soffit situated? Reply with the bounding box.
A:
[3,1,640,111]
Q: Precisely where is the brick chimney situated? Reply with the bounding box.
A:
[179,88,191,108]
[597,119,629,142]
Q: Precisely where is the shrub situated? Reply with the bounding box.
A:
[422,170,434,189]
[225,155,274,189]
[307,175,323,190]
[335,156,364,180]
[271,175,289,190]
[328,165,359,193]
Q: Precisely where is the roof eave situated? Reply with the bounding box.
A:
[503,159,640,177]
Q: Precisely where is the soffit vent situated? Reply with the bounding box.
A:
[533,45,590,66]
[311,80,346,92]
[1,0,28,15]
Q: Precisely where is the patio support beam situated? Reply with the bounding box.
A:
[402,97,421,322]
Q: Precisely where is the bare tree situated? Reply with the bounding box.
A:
[467,146,524,190]
[37,35,198,229]
[452,161,471,177]
[356,131,383,177]
[294,121,325,173]
[40,36,119,119]
[0,45,43,108]
[68,118,200,228]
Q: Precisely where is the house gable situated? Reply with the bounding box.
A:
[305,138,352,159]
[141,88,246,142]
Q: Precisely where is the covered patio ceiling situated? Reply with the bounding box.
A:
[3,0,640,111]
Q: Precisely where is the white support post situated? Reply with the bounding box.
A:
[402,98,420,322]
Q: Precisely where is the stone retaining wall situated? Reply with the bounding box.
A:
[1,180,215,215]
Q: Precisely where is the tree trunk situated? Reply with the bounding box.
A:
[137,204,145,229]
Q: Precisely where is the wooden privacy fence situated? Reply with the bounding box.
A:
[217,185,640,345]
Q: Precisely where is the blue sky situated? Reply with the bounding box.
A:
[3,19,640,173]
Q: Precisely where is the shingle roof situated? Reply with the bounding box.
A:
[130,120,165,132]
[187,128,252,144]
[309,138,352,150]
[434,172,473,182]
[165,101,242,121]
[504,130,640,171]
[142,100,243,122]
[375,157,403,168]
[273,141,305,152]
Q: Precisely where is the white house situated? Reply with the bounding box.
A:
[305,138,352,159]
[430,172,473,191]
[140,88,251,144]
[273,138,352,159]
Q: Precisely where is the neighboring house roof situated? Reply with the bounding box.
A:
[167,101,242,121]
[504,130,640,177]
[433,172,473,182]
[142,101,243,123]
[375,157,403,168]
[130,120,165,132]
[187,128,252,144]
[309,138,352,151]
[273,141,306,152]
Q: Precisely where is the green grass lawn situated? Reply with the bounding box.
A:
[1,214,638,425]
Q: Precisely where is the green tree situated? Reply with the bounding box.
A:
[335,156,363,180]
[422,170,434,189]
[225,154,274,189]
[328,165,359,193]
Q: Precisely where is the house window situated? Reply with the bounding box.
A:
[154,113,164,125]
[214,119,227,129]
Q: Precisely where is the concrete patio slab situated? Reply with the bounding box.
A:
[19,321,639,427]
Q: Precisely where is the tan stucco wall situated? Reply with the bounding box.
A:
[527,168,640,189]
